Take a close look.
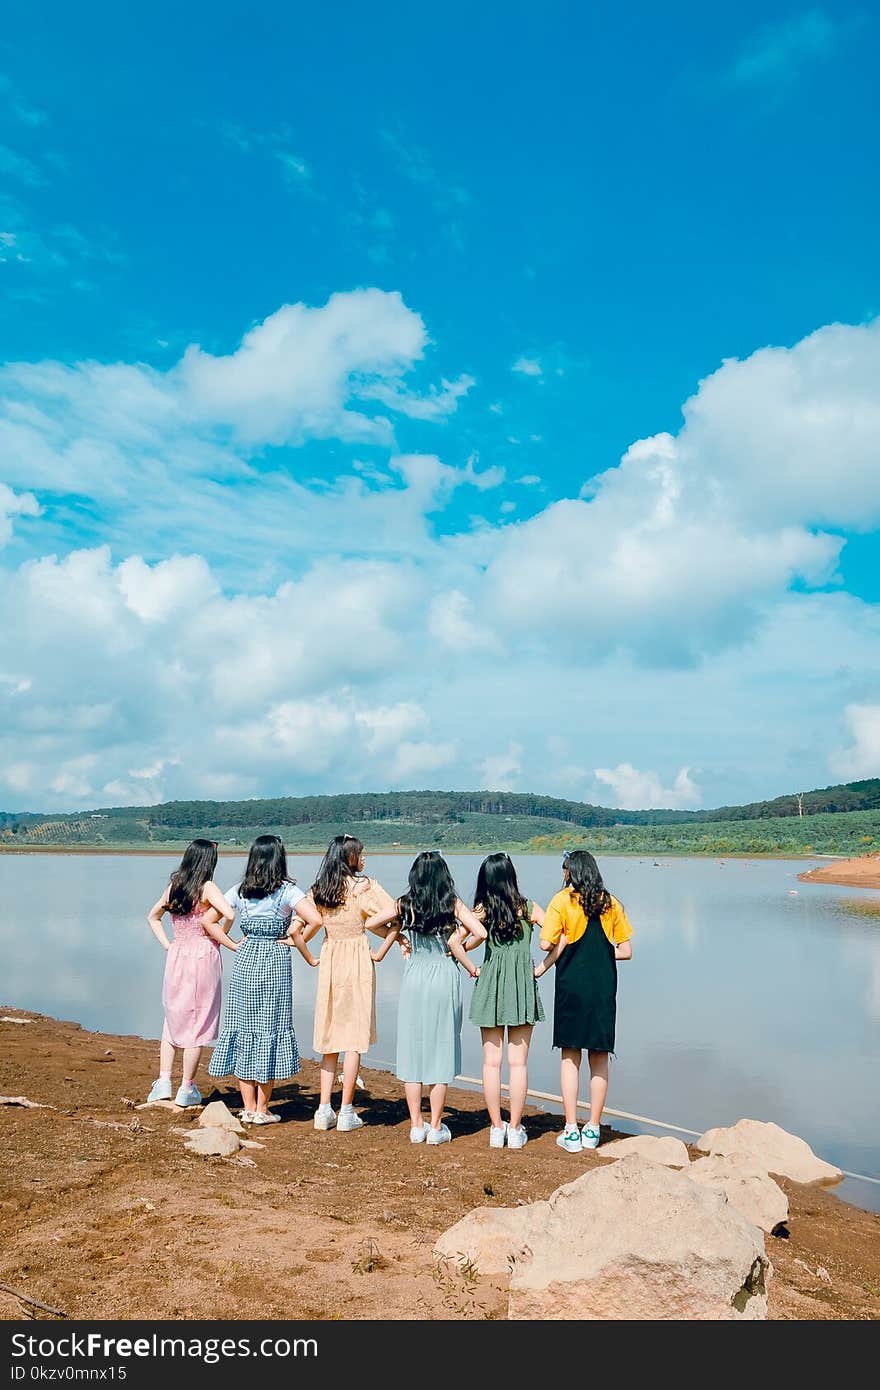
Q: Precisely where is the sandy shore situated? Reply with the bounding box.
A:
[798,856,880,890]
[1,1010,879,1321]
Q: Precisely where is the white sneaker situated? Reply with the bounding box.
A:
[489,1122,507,1148]
[507,1124,528,1150]
[556,1125,583,1154]
[313,1104,337,1131]
[410,1122,430,1143]
[426,1123,452,1146]
[581,1123,601,1150]
[250,1110,280,1125]
[240,1109,255,1123]
[337,1107,364,1132]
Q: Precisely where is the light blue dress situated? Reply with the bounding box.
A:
[395,928,462,1085]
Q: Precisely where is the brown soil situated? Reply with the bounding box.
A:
[1,1011,878,1322]
[798,856,880,890]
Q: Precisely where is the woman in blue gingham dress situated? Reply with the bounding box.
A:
[207,836,322,1123]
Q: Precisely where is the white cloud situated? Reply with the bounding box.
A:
[428,590,501,652]
[479,743,522,791]
[594,763,701,810]
[727,9,846,87]
[512,356,542,377]
[831,705,880,781]
[0,482,39,545]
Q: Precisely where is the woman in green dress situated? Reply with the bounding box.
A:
[470,853,558,1151]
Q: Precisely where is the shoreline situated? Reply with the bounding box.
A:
[1,1009,879,1321]
[0,844,842,859]
[798,856,880,890]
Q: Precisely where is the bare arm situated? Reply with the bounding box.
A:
[202,915,239,951]
[147,889,172,951]
[364,901,402,933]
[294,896,323,931]
[286,922,319,967]
[615,940,633,961]
[536,932,567,977]
[448,927,479,979]
[454,898,487,951]
[370,921,401,964]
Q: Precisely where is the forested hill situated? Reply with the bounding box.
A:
[2,779,880,854]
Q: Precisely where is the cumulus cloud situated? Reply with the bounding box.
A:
[0,482,39,544]
[479,743,522,791]
[594,763,701,810]
[831,705,880,781]
[512,356,542,377]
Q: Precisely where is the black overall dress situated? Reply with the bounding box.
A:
[552,911,617,1053]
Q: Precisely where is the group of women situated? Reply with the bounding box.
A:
[146,834,633,1152]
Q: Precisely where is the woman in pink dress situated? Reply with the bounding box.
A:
[146,839,237,1108]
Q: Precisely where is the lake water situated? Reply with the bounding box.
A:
[3,852,878,1211]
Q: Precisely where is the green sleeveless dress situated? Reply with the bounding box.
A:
[468,902,546,1028]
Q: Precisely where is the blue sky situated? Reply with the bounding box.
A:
[1,2,878,813]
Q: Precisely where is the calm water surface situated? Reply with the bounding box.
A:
[3,852,878,1210]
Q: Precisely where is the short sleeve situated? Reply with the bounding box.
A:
[608,898,633,944]
[281,883,306,914]
[357,877,397,921]
[541,891,568,945]
[224,884,241,911]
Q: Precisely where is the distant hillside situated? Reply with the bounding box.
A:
[2,780,879,854]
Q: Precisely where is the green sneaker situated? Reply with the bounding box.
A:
[581,1123,601,1150]
[556,1125,582,1154]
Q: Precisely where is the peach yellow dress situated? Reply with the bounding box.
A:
[309,876,397,1055]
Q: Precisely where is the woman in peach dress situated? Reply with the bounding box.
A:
[299,835,398,1133]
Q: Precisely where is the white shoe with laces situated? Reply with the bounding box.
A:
[338,1106,364,1132]
[426,1122,452,1146]
[313,1103,337,1131]
[409,1122,430,1144]
[489,1122,507,1148]
[507,1124,528,1150]
[250,1110,281,1125]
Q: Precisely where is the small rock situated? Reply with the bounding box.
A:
[687,1154,789,1234]
[0,1095,49,1109]
[197,1100,245,1134]
[695,1119,843,1186]
[602,1134,690,1167]
[0,1016,32,1024]
[183,1127,241,1157]
[434,1204,548,1276]
[239,1139,265,1150]
[226,1154,257,1167]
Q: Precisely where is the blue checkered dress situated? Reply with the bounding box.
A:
[208,887,300,1083]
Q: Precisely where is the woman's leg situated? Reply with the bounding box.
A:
[340,1050,361,1108]
[587,1050,609,1127]
[481,1027,504,1129]
[255,1081,274,1116]
[428,1083,448,1131]
[182,1046,202,1087]
[560,1048,582,1126]
[239,1080,257,1114]
[159,1037,176,1079]
[319,1053,339,1107]
[404,1081,424,1128]
[507,1025,533,1130]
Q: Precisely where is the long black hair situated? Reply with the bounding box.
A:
[397,850,457,936]
[239,834,292,899]
[311,834,364,909]
[564,849,612,920]
[474,852,529,944]
[165,838,218,915]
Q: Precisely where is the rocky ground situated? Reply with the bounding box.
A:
[1,1011,878,1321]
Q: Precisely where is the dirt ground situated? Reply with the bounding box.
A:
[1,1010,878,1322]
[798,856,880,890]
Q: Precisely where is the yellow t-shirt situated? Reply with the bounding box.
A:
[541,889,633,947]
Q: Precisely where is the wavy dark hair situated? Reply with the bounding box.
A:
[311,834,364,909]
[564,849,612,920]
[474,853,529,945]
[397,851,458,936]
[239,834,293,899]
[165,838,218,916]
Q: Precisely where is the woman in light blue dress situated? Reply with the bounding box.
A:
[365,851,486,1146]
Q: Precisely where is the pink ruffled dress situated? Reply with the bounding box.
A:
[161,902,223,1048]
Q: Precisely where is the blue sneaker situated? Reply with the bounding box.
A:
[581,1123,601,1150]
[146,1077,173,1103]
[556,1125,583,1154]
[174,1082,202,1109]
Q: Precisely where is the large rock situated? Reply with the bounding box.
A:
[687,1154,789,1234]
[695,1119,842,1187]
[508,1155,770,1320]
[434,1204,549,1276]
[184,1127,241,1157]
[197,1100,245,1134]
[601,1134,690,1167]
